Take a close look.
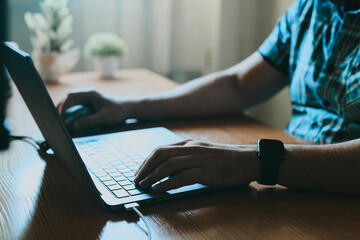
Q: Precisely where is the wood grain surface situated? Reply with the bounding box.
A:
[1,69,359,240]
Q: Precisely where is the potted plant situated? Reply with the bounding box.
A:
[83,33,127,79]
[24,0,80,84]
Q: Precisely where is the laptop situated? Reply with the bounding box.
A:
[1,42,211,211]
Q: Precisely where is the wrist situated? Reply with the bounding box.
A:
[121,98,148,120]
[234,145,261,183]
[250,147,262,182]
[276,144,300,186]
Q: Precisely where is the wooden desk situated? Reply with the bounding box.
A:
[1,69,359,240]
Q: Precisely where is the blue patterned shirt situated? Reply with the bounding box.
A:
[258,0,360,143]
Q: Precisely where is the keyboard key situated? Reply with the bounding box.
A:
[99,176,112,182]
[109,172,122,178]
[90,155,103,160]
[115,168,129,174]
[118,168,131,173]
[127,176,135,181]
[113,189,129,198]
[121,159,132,164]
[118,179,132,186]
[103,180,117,186]
[129,166,138,171]
[108,184,122,191]
[96,159,109,164]
[107,158,119,163]
[105,167,118,173]
[86,163,99,169]
[91,168,104,173]
[128,189,143,196]
[113,176,127,182]
[123,184,136,191]
[126,162,137,167]
[87,152,98,156]
[101,164,113,169]
[124,172,134,177]
[114,163,127,168]
[136,159,142,163]
[114,164,128,170]
[94,171,108,177]
[101,154,113,159]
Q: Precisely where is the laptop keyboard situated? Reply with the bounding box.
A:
[76,138,150,199]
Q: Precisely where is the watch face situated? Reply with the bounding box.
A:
[257,139,285,162]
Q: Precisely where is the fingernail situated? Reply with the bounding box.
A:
[139,180,146,188]
[133,176,139,183]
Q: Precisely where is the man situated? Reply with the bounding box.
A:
[58,0,360,194]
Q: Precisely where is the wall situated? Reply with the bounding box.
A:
[215,0,294,129]
[244,0,294,129]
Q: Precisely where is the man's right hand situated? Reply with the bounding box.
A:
[57,90,131,131]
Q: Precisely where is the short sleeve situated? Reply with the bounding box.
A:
[258,0,306,75]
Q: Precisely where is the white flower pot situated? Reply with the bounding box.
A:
[93,56,119,79]
[32,48,80,84]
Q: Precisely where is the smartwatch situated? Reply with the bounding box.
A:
[256,139,285,185]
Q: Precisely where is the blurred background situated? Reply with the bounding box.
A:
[8,0,294,129]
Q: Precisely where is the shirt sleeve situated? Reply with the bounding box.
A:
[258,0,306,75]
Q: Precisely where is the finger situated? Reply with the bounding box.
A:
[152,168,200,192]
[60,91,98,115]
[134,146,177,177]
[134,145,198,182]
[73,113,104,130]
[133,139,191,176]
[170,139,210,147]
[134,144,211,180]
[169,139,193,146]
[59,97,80,115]
[138,156,198,188]
[134,146,185,183]
[57,101,64,113]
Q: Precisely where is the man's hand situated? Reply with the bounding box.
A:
[57,90,131,130]
[134,139,260,192]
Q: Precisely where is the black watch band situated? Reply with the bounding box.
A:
[256,139,285,185]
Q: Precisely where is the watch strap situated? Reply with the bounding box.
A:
[259,162,281,185]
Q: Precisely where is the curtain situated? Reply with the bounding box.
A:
[68,0,223,77]
[9,0,289,76]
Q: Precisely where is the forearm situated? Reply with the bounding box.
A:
[125,52,288,121]
[277,139,360,194]
[126,71,245,121]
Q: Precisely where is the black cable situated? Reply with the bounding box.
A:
[8,135,51,153]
